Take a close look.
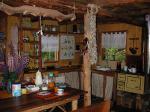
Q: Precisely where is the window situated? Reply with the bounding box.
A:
[101,31,126,61]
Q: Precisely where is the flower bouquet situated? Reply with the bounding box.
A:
[0,42,29,91]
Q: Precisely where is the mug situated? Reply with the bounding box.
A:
[57,88,64,95]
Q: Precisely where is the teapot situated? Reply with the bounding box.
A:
[128,67,136,73]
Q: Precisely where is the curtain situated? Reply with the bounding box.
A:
[102,32,126,49]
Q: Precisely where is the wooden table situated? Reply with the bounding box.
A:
[0,87,84,112]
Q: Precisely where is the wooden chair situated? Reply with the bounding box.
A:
[72,100,111,112]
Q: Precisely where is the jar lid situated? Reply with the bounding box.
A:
[49,72,53,77]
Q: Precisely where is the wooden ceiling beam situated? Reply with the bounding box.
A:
[91,0,150,7]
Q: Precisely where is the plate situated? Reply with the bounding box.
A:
[37,91,51,96]
[55,93,64,96]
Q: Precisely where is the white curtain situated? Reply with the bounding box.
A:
[41,35,59,52]
[102,32,126,49]
[92,73,104,97]
[64,72,79,89]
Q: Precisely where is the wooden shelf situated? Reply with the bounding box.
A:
[43,31,59,35]
[29,55,39,59]
[42,31,84,35]
[67,32,84,35]
[19,27,39,31]
[23,41,39,44]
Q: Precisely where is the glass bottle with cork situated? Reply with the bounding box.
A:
[48,72,55,90]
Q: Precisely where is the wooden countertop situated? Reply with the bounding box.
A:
[92,69,117,77]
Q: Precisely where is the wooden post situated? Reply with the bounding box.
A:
[82,11,91,107]
[83,53,91,106]
[83,4,98,106]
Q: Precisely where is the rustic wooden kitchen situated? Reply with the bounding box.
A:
[0,0,150,112]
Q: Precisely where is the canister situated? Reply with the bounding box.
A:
[12,83,21,97]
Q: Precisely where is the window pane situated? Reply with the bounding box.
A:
[104,48,125,61]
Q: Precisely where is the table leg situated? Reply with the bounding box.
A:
[72,100,78,111]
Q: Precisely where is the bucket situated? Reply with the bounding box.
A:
[12,83,21,97]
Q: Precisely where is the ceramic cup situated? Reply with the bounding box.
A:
[57,88,64,95]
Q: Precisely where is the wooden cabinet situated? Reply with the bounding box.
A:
[116,73,145,110]
[117,73,144,94]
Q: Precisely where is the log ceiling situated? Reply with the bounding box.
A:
[1,0,150,26]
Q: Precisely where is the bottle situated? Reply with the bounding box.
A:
[48,72,55,90]
[117,61,121,71]
[35,70,43,87]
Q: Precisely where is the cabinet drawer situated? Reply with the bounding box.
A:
[117,81,125,91]
[125,75,144,94]
[126,76,140,89]
[118,74,126,81]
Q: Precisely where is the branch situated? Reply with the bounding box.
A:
[0,2,74,21]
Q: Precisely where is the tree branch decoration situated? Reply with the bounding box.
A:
[84,4,98,64]
[0,2,75,22]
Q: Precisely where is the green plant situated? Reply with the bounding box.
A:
[104,48,126,62]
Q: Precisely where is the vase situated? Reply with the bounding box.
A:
[7,80,12,93]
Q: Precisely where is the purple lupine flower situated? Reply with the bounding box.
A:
[7,43,29,77]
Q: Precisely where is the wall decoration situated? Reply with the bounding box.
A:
[60,35,75,59]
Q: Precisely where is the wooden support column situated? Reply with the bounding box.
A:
[83,12,91,106]
[83,4,98,106]
[83,53,91,106]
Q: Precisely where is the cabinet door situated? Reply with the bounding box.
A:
[125,74,144,94]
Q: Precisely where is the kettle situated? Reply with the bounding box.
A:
[128,67,136,73]
[35,70,43,86]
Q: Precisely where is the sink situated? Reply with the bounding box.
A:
[96,66,111,71]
